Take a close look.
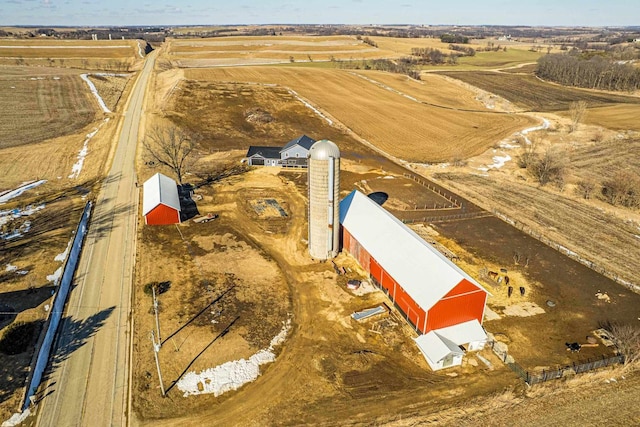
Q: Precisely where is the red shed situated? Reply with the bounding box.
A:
[142,173,181,225]
[339,190,488,335]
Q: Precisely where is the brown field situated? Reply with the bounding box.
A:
[88,74,133,112]
[166,36,387,65]
[0,72,96,148]
[579,104,640,131]
[0,39,139,59]
[183,66,534,162]
[355,71,487,110]
[439,71,640,112]
[0,63,134,419]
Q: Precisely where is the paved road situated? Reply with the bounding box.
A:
[36,52,156,427]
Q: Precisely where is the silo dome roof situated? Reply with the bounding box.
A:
[309,139,340,160]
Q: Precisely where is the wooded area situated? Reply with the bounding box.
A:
[536,53,640,92]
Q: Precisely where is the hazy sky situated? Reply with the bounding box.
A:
[1,0,639,27]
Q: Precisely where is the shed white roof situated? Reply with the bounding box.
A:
[434,320,487,346]
[415,331,463,364]
[339,190,487,312]
[142,173,181,216]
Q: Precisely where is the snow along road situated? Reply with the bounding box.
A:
[35,51,156,427]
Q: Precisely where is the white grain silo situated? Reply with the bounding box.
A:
[308,139,341,260]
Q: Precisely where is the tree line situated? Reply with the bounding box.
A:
[536,53,640,92]
[333,58,421,80]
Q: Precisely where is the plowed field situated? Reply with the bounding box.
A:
[439,71,640,112]
[185,67,534,162]
[0,74,96,148]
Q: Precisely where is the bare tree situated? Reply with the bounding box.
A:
[601,170,640,208]
[605,323,640,365]
[516,135,538,169]
[576,179,597,199]
[569,100,587,133]
[143,124,198,184]
[529,147,566,186]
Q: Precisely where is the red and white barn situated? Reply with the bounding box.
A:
[142,173,181,225]
[340,190,489,370]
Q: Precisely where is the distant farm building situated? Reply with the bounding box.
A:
[339,190,489,370]
[245,135,316,168]
[142,173,181,225]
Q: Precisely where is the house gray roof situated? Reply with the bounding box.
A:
[280,135,316,153]
[246,146,282,159]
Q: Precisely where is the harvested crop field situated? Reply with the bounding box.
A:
[184,67,534,162]
[87,73,133,112]
[439,71,640,112]
[0,39,138,59]
[0,73,96,148]
[166,35,386,66]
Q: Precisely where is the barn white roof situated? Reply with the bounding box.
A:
[339,189,487,312]
[434,320,487,345]
[142,173,181,216]
[415,331,463,365]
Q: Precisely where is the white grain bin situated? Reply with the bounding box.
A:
[308,139,341,260]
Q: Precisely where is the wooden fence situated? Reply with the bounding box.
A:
[490,340,624,385]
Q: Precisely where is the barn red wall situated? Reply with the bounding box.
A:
[426,282,486,332]
[145,204,180,225]
[343,227,427,331]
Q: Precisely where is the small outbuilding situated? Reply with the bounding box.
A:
[142,173,181,225]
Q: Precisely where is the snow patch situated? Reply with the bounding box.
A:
[69,118,109,179]
[137,41,144,58]
[519,118,550,145]
[177,319,291,397]
[0,180,47,204]
[55,238,73,262]
[5,264,17,273]
[2,408,31,427]
[47,266,63,286]
[0,204,45,240]
[487,154,512,169]
[80,73,111,113]
[287,89,333,125]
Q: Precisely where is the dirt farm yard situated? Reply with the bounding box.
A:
[132,56,640,425]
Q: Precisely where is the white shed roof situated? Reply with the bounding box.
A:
[415,331,464,364]
[339,190,487,312]
[142,173,181,216]
[434,320,487,346]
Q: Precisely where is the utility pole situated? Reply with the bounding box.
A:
[150,330,166,397]
[152,286,161,344]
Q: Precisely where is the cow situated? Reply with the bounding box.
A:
[504,275,510,286]
[508,286,513,298]
[488,271,499,280]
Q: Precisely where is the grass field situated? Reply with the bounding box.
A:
[0,73,96,148]
[457,49,542,68]
[438,71,640,112]
[183,67,534,162]
[580,104,640,131]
